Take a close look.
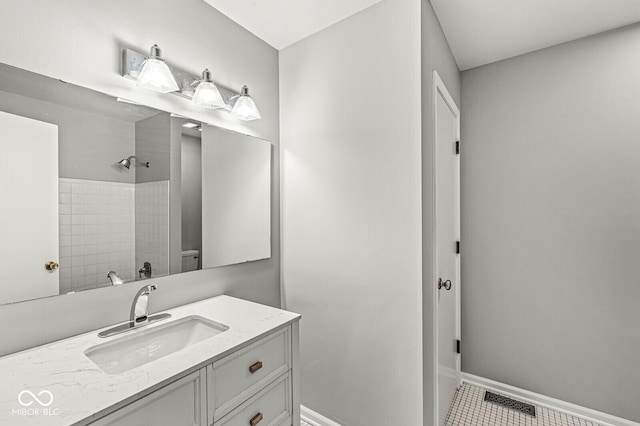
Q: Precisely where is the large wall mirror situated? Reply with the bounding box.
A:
[0,62,271,305]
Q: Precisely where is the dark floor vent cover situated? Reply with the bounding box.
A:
[484,391,536,417]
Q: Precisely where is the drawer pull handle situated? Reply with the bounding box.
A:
[249,361,263,374]
[250,412,263,426]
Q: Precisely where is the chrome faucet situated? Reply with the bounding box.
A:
[130,284,157,323]
[98,283,171,338]
[107,271,124,285]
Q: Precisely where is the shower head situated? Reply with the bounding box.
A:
[118,155,149,169]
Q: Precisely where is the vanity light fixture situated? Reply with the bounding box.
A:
[181,120,202,132]
[231,86,262,121]
[191,69,225,109]
[181,121,200,129]
[118,156,150,169]
[136,45,179,93]
[122,47,262,121]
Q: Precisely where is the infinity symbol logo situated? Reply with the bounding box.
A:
[18,390,54,407]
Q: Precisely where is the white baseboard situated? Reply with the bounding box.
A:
[462,373,640,426]
[300,405,343,426]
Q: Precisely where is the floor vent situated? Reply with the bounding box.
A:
[484,391,536,417]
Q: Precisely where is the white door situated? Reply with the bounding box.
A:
[434,71,461,425]
[0,111,59,304]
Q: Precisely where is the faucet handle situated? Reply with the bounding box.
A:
[147,284,158,292]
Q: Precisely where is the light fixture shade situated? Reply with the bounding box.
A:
[192,69,225,108]
[231,86,261,121]
[136,45,179,93]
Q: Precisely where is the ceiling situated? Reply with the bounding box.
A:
[430,0,640,70]
[202,0,640,68]
[203,0,383,50]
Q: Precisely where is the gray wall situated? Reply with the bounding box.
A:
[181,134,202,260]
[0,0,280,356]
[461,24,640,422]
[0,90,136,184]
[420,1,461,424]
[135,113,171,183]
[280,0,424,424]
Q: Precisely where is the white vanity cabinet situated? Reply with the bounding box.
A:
[213,373,291,426]
[89,370,208,426]
[208,327,292,425]
[0,296,300,426]
[89,323,298,426]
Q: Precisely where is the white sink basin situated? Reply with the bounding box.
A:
[85,315,229,374]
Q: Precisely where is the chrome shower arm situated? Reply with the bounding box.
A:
[129,156,150,168]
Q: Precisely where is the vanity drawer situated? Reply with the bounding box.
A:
[90,369,207,426]
[209,327,290,421]
[214,372,291,426]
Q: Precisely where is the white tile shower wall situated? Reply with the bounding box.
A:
[135,181,169,279]
[59,178,135,293]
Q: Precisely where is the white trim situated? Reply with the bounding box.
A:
[300,405,343,426]
[291,323,301,425]
[432,70,462,426]
[462,373,640,426]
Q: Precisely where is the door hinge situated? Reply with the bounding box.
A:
[456,339,461,354]
[455,140,460,154]
[456,241,460,254]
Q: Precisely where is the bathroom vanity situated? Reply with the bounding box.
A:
[0,296,300,426]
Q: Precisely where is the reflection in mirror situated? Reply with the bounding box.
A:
[202,126,271,267]
[0,63,271,305]
[181,121,203,274]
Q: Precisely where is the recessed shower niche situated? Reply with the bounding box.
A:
[0,63,272,305]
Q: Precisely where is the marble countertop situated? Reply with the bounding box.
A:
[0,295,300,426]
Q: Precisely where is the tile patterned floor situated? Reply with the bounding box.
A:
[445,383,602,426]
[299,383,602,426]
